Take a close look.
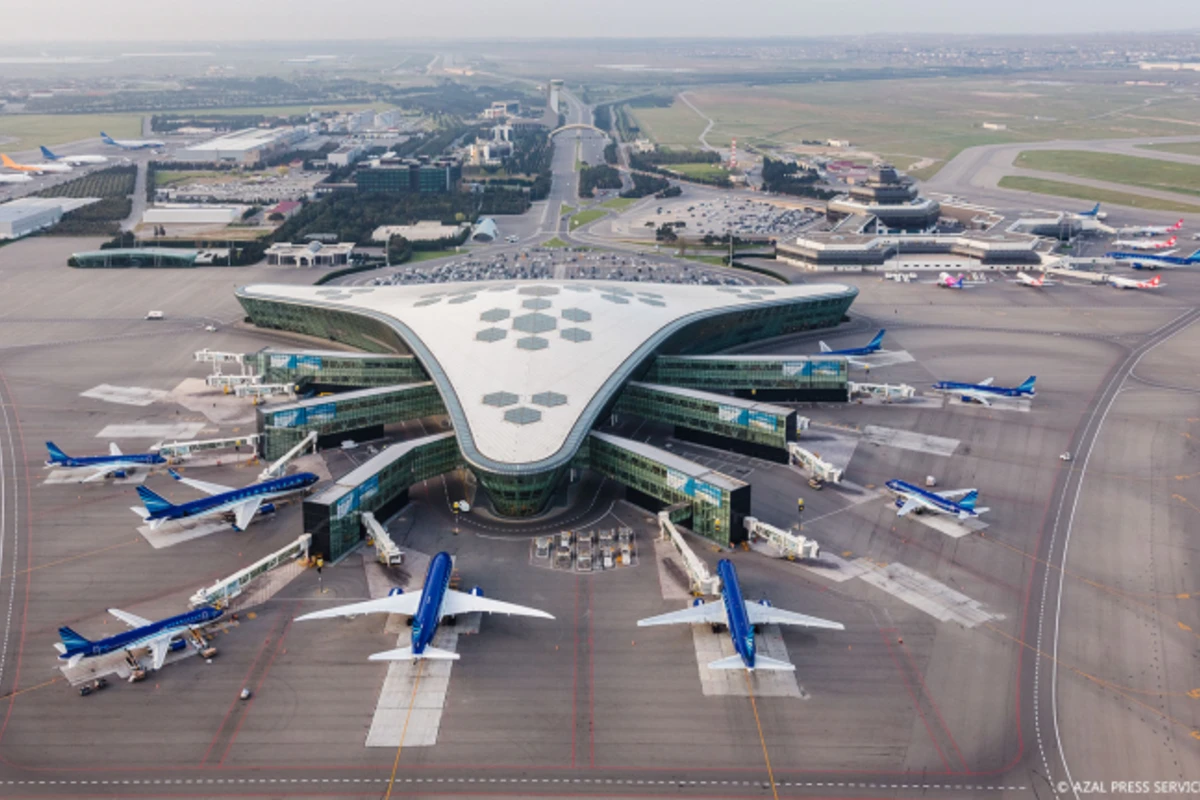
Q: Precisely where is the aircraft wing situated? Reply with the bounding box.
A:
[80,467,114,483]
[169,470,234,496]
[109,443,123,457]
[956,389,992,406]
[294,591,423,621]
[637,601,727,627]
[978,377,994,386]
[818,341,832,353]
[108,608,153,629]
[935,487,977,501]
[147,633,174,670]
[896,498,923,517]
[233,497,262,531]
[744,602,844,631]
[439,589,554,620]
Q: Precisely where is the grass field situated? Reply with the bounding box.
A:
[560,204,576,216]
[630,78,1200,180]
[406,249,456,263]
[1015,149,1200,198]
[570,209,608,230]
[541,237,571,248]
[664,163,730,181]
[0,113,143,152]
[600,196,638,211]
[996,176,1200,212]
[1136,141,1200,157]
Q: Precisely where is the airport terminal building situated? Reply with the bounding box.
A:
[237,281,857,558]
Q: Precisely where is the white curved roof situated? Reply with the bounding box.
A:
[238,280,855,472]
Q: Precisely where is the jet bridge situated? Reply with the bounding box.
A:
[657,510,720,596]
[257,430,317,482]
[743,516,820,560]
[155,434,262,459]
[188,534,312,609]
[361,511,404,566]
[787,442,844,485]
[849,381,916,402]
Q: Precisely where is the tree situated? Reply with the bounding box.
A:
[387,235,412,266]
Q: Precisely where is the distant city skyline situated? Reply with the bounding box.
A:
[11,0,1200,42]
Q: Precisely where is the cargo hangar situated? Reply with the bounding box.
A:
[235,281,857,561]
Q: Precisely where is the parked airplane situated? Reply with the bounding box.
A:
[1109,274,1163,290]
[294,551,554,662]
[132,469,319,531]
[931,375,1036,406]
[885,480,990,520]
[637,559,843,671]
[55,605,223,670]
[0,153,72,174]
[45,441,166,482]
[1111,235,1176,252]
[1014,272,1055,288]
[1108,249,1200,268]
[100,131,164,150]
[0,173,32,184]
[1074,202,1106,220]
[1115,219,1183,237]
[818,329,885,357]
[936,272,965,289]
[40,145,107,165]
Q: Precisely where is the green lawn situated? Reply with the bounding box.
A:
[0,113,144,152]
[541,236,571,248]
[1136,141,1200,158]
[996,176,1200,213]
[1014,150,1200,198]
[560,204,576,216]
[665,163,730,181]
[600,196,638,211]
[405,249,457,263]
[570,209,608,230]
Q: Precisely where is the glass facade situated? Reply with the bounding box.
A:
[613,382,795,453]
[473,466,567,518]
[303,432,461,561]
[247,350,426,390]
[646,355,848,400]
[586,432,748,545]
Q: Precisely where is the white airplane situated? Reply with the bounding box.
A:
[0,153,72,174]
[40,146,107,165]
[101,132,164,150]
[935,272,964,289]
[1115,219,1183,237]
[0,173,32,184]
[1014,272,1055,288]
[885,480,990,520]
[1109,274,1163,290]
[1111,235,1177,253]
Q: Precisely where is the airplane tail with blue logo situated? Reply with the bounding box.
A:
[959,490,978,511]
[866,329,885,351]
[134,486,175,528]
[1081,203,1100,217]
[1018,376,1036,395]
[56,626,92,666]
[46,442,69,464]
[40,146,60,161]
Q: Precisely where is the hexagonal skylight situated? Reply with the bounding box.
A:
[504,406,542,425]
[516,336,550,351]
[561,308,591,323]
[600,295,630,305]
[561,328,592,343]
[483,391,519,407]
[480,308,510,323]
[522,298,553,311]
[532,391,568,407]
[639,298,666,307]
[476,327,507,342]
[513,313,557,334]
[447,294,476,305]
[518,286,560,297]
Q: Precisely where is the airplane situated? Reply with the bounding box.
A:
[55,605,223,670]
[1115,219,1183,237]
[1110,235,1176,253]
[931,375,1036,406]
[40,145,107,165]
[0,153,72,174]
[132,469,319,531]
[1107,249,1200,268]
[637,558,843,672]
[936,272,965,289]
[1074,202,1106,220]
[885,479,990,520]
[817,329,885,360]
[45,441,166,482]
[0,173,32,184]
[294,551,554,662]
[1014,272,1055,288]
[1109,274,1163,290]
[100,131,165,150]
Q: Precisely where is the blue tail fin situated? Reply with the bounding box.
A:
[100,132,114,142]
[39,145,58,160]
[136,485,174,515]
[867,329,885,350]
[959,490,979,511]
[46,441,69,463]
[58,626,90,650]
[1018,376,1036,393]
[1090,203,1100,215]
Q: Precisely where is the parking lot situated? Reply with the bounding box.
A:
[623,194,823,240]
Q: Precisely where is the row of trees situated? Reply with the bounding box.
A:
[578,164,622,198]
[760,157,837,200]
[620,172,671,198]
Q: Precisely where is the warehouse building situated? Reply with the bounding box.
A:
[178,127,308,166]
[0,198,66,239]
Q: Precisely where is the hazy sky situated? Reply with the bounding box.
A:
[11,0,1200,41]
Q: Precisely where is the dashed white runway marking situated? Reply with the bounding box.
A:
[80,384,167,407]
